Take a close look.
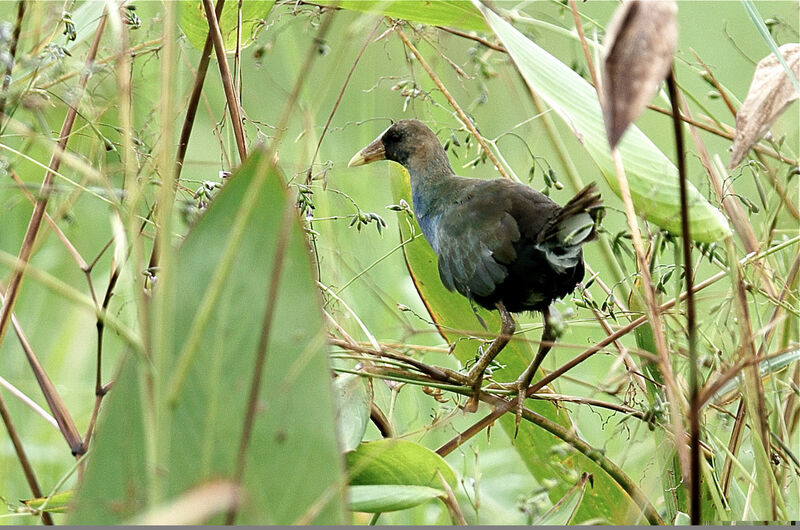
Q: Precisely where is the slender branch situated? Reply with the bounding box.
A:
[690,49,738,119]
[725,236,775,518]
[0,392,53,525]
[176,0,226,179]
[0,283,84,455]
[568,0,689,481]
[0,0,25,129]
[82,381,113,450]
[677,92,779,301]
[667,68,699,524]
[34,38,164,91]
[568,0,599,88]
[435,25,506,52]
[0,375,57,428]
[202,0,248,163]
[0,9,108,357]
[436,260,740,464]
[8,169,89,272]
[430,370,664,525]
[437,469,467,525]
[395,26,511,180]
[646,103,797,167]
[305,17,384,186]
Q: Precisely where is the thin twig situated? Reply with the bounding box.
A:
[0,392,53,525]
[436,25,506,52]
[0,375,57,428]
[0,0,25,129]
[82,381,113,450]
[690,49,738,118]
[431,371,664,525]
[0,283,84,455]
[34,38,163,91]
[569,0,689,481]
[8,169,89,272]
[667,68,699,524]
[202,0,248,163]
[437,469,467,525]
[725,236,775,519]
[436,260,739,463]
[176,0,226,179]
[395,26,510,180]
[0,9,108,357]
[305,17,384,186]
[568,0,599,88]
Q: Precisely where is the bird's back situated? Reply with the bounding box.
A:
[424,178,601,313]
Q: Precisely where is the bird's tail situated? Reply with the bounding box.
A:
[536,183,604,273]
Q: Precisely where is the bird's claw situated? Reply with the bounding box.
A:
[463,376,485,413]
[463,394,480,413]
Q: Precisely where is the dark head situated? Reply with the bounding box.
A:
[348,119,453,178]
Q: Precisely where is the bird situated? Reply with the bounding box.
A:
[349,119,602,415]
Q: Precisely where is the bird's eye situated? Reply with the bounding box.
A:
[384,128,401,143]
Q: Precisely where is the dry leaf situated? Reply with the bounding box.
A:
[129,481,243,525]
[729,43,800,168]
[602,0,678,148]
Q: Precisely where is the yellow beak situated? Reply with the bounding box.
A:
[348,135,386,167]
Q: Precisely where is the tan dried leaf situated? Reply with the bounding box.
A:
[729,43,800,168]
[602,0,678,148]
[129,481,244,525]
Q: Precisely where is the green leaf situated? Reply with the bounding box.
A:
[473,2,731,243]
[179,1,274,52]
[389,165,650,524]
[347,438,457,490]
[348,485,444,513]
[21,490,74,514]
[314,0,486,32]
[70,150,345,525]
[535,474,593,525]
[333,373,373,452]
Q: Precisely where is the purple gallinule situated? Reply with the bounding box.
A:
[349,119,602,414]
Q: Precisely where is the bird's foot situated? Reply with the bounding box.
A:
[460,301,517,414]
[482,379,529,435]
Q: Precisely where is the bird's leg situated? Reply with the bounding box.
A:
[463,302,515,412]
[512,306,557,433]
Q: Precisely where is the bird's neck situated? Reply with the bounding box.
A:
[406,154,457,219]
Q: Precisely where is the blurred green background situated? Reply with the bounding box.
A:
[0,0,797,524]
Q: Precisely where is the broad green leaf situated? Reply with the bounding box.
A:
[179,1,274,52]
[389,165,650,524]
[333,373,373,452]
[348,485,444,513]
[347,439,457,490]
[70,150,345,525]
[314,0,486,32]
[474,2,731,243]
